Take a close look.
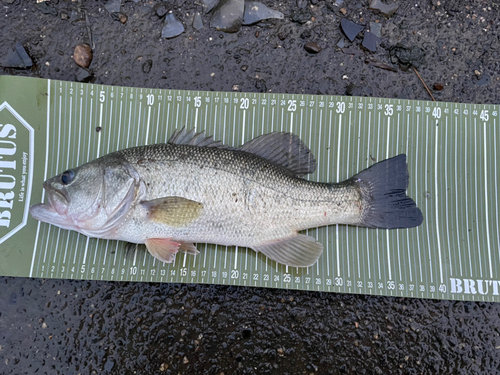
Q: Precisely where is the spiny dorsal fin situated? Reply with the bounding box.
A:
[239,132,316,176]
[168,127,229,149]
[141,196,203,227]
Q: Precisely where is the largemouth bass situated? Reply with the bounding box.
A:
[30,128,423,267]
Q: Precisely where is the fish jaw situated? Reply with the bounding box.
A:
[29,179,77,229]
[29,202,78,231]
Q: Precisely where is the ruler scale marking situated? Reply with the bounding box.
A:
[494,121,500,273]
[1,77,499,301]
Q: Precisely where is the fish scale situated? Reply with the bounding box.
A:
[116,142,360,245]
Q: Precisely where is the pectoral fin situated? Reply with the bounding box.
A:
[142,197,203,227]
[252,234,323,267]
[145,238,180,263]
[145,238,200,263]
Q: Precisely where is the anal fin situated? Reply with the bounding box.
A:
[252,234,323,267]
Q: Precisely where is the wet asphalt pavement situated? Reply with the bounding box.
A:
[1,0,500,374]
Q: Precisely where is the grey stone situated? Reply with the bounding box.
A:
[242,1,284,25]
[369,22,382,38]
[304,42,322,54]
[198,0,219,14]
[161,13,185,39]
[362,31,380,52]
[369,0,398,17]
[104,0,121,14]
[193,12,204,30]
[210,0,244,33]
[340,19,364,42]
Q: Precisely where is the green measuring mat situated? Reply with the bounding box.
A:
[1,75,499,302]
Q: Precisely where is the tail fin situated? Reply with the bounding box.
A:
[354,154,423,229]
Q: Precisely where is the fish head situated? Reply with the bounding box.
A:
[30,158,139,237]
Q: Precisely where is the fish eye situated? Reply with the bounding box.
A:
[61,170,75,185]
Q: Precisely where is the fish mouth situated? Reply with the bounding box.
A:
[29,202,56,221]
[29,183,72,229]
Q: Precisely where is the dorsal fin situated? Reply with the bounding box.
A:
[168,127,229,149]
[239,132,316,176]
[168,128,316,176]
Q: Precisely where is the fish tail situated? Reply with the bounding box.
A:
[354,154,423,229]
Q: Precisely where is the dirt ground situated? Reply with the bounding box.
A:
[1,0,500,374]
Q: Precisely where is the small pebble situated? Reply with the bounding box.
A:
[369,0,398,17]
[76,68,91,82]
[242,1,284,25]
[297,0,307,9]
[159,363,168,372]
[369,21,382,38]
[118,13,127,23]
[161,13,185,38]
[193,12,204,30]
[433,83,444,90]
[278,32,287,40]
[155,4,168,17]
[362,31,380,52]
[242,327,252,338]
[104,0,121,14]
[142,60,153,74]
[304,42,322,54]
[210,0,245,33]
[476,75,490,85]
[73,43,93,68]
[111,12,127,23]
[201,0,218,13]
[340,19,364,42]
